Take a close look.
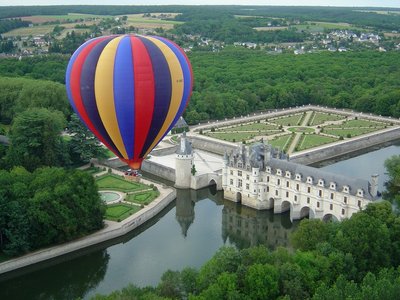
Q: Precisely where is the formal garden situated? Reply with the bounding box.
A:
[95,174,160,222]
[202,109,394,154]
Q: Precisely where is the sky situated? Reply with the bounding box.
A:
[0,0,399,8]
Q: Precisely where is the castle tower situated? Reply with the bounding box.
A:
[222,151,229,189]
[370,174,379,198]
[175,132,193,189]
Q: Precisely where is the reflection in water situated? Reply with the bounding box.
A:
[222,200,296,250]
[0,250,109,300]
[0,185,292,299]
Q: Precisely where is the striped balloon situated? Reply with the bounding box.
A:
[66,35,193,170]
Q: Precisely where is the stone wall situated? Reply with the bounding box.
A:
[142,159,176,182]
[188,135,237,155]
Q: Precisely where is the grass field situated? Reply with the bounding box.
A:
[126,190,159,205]
[254,26,288,31]
[96,174,148,192]
[297,134,338,151]
[223,122,278,132]
[206,131,256,142]
[270,114,303,126]
[309,112,346,126]
[338,119,386,128]
[269,134,292,150]
[105,203,140,222]
[292,21,361,33]
[323,127,382,138]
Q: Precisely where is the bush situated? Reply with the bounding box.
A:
[211,127,215,132]
[153,186,158,191]
[108,168,112,173]
[346,133,352,138]
[339,136,344,140]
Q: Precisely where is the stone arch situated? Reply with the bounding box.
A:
[208,179,217,195]
[299,206,316,219]
[268,197,275,209]
[322,213,339,222]
[236,192,242,203]
[281,200,291,213]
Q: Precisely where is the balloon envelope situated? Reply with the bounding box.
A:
[66,35,193,169]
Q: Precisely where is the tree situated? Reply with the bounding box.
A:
[191,164,197,176]
[67,113,108,164]
[383,155,400,206]
[6,108,66,171]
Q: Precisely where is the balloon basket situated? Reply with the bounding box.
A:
[124,169,142,182]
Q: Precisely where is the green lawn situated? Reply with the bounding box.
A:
[126,190,160,205]
[105,203,141,222]
[223,122,279,132]
[205,131,256,142]
[297,134,338,151]
[270,114,304,126]
[325,119,386,129]
[309,112,346,126]
[323,127,381,138]
[96,174,148,192]
[269,134,292,150]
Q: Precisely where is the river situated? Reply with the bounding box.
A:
[0,141,398,300]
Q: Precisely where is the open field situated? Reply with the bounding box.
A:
[355,10,400,15]
[323,127,383,138]
[292,21,362,33]
[254,26,288,31]
[20,13,108,23]
[124,13,183,29]
[105,203,140,222]
[297,134,338,151]
[96,174,148,192]
[206,131,257,142]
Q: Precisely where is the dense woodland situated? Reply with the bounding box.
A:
[0,49,399,126]
[0,167,105,256]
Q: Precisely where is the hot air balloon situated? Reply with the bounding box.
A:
[65,34,193,174]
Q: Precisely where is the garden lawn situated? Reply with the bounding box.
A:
[288,127,315,133]
[126,190,160,205]
[205,131,256,142]
[222,122,279,132]
[269,134,292,150]
[96,174,148,192]
[297,134,338,151]
[324,127,381,138]
[270,114,304,126]
[309,112,345,126]
[105,203,140,222]
[325,119,386,129]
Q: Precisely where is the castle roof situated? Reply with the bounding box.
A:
[267,158,375,200]
[176,132,192,155]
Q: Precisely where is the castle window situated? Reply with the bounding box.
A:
[317,202,320,208]
[246,183,249,190]
[286,181,290,188]
[358,200,361,207]
[307,186,311,193]
[267,176,270,182]
[344,196,347,204]
[342,208,345,215]
[307,177,312,184]
[230,179,233,185]
[286,191,289,198]
[238,162,243,168]
[238,171,242,177]
[277,169,282,176]
[238,179,242,188]
[307,197,310,204]
[296,174,301,180]
[318,190,322,197]
[330,193,334,200]
[330,204,333,210]
[266,167,271,173]
[330,183,336,190]
[230,170,233,175]
[246,175,249,180]
[275,190,278,196]
[286,171,291,178]
[267,186,269,192]
[277,179,280,185]
[254,180,256,183]
[343,186,349,193]
[296,184,299,191]
[318,179,324,187]
[294,195,297,202]
[357,190,363,197]
[254,189,256,193]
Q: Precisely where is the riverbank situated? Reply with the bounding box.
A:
[0,179,176,275]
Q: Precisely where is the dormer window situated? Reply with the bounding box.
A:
[330,183,336,190]
[266,167,271,173]
[238,162,243,168]
[285,171,291,178]
[357,189,364,197]
[277,169,282,176]
[295,174,301,181]
[343,186,349,193]
[307,177,313,184]
[318,179,324,187]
